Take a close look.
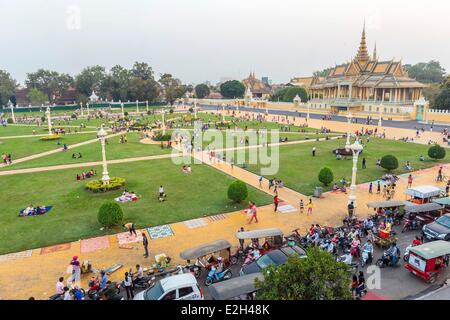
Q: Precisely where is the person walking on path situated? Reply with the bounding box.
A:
[69,256,81,285]
[247,201,258,224]
[312,146,316,157]
[238,227,245,250]
[123,222,137,236]
[299,199,304,214]
[258,175,263,188]
[306,199,314,215]
[142,232,149,258]
[362,158,366,169]
[407,174,413,189]
[123,272,134,300]
[368,182,373,194]
[273,195,279,212]
[376,181,381,194]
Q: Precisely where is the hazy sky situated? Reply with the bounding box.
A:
[1,0,449,85]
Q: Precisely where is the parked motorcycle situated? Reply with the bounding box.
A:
[376,251,400,268]
[205,268,232,286]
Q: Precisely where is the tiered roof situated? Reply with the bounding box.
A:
[242,72,272,95]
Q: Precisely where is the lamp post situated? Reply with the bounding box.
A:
[8,100,15,123]
[346,113,353,148]
[161,110,166,134]
[306,103,310,122]
[98,124,110,185]
[45,107,52,135]
[378,103,383,128]
[86,102,90,116]
[146,100,149,113]
[80,102,84,116]
[136,100,139,114]
[222,104,225,122]
[347,139,363,211]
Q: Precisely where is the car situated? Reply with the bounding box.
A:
[239,245,307,275]
[133,273,203,300]
[422,213,450,241]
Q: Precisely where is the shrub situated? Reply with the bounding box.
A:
[428,145,446,160]
[188,107,194,113]
[71,113,77,119]
[169,108,174,114]
[7,118,13,124]
[41,116,45,122]
[380,155,399,172]
[97,201,123,227]
[153,132,172,141]
[228,180,248,203]
[40,135,61,141]
[85,177,126,193]
[318,167,334,186]
[124,111,129,116]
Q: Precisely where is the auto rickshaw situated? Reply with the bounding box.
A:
[404,240,450,283]
[180,239,237,278]
[235,228,284,255]
[208,272,262,300]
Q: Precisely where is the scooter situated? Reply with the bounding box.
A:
[205,268,232,286]
[376,251,400,268]
[360,249,373,267]
[401,217,420,233]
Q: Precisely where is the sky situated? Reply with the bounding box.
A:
[0,0,449,85]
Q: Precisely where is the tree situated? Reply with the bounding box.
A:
[318,167,334,186]
[313,67,333,78]
[25,69,73,103]
[434,88,450,110]
[75,65,107,98]
[227,180,248,203]
[380,155,399,172]
[101,65,132,101]
[428,145,446,160]
[26,88,48,105]
[255,247,352,300]
[220,80,245,99]
[0,69,16,107]
[283,87,308,103]
[195,83,210,99]
[129,77,160,102]
[131,61,154,81]
[97,202,123,227]
[404,61,446,84]
[159,73,186,105]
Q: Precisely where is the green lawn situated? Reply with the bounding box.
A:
[0,157,272,254]
[229,138,450,195]
[1,133,171,170]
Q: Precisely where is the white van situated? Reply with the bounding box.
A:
[134,273,203,300]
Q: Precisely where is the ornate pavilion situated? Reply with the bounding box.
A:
[308,25,427,120]
[242,72,272,99]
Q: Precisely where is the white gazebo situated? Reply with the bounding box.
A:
[244,86,253,106]
[293,94,302,108]
[89,91,99,103]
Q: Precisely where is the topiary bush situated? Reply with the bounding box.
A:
[318,167,334,186]
[428,145,446,160]
[188,107,194,113]
[380,155,399,172]
[228,180,248,203]
[85,177,126,193]
[153,132,172,141]
[7,118,13,124]
[71,113,77,119]
[97,201,123,227]
[39,135,61,141]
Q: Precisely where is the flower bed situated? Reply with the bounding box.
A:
[85,177,126,193]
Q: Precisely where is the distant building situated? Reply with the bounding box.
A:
[242,72,272,99]
[289,77,317,91]
[308,24,425,118]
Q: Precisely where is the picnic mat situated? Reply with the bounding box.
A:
[146,225,174,240]
[117,231,143,246]
[0,250,33,263]
[184,218,208,229]
[277,202,297,213]
[19,206,53,217]
[207,214,228,222]
[80,236,110,253]
[40,243,71,255]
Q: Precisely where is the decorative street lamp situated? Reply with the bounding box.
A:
[146,100,149,113]
[347,139,364,211]
[80,102,84,116]
[161,109,166,134]
[222,104,225,122]
[120,100,124,118]
[45,107,52,135]
[378,103,383,129]
[345,113,353,149]
[8,100,15,123]
[86,102,90,116]
[136,100,139,113]
[306,102,310,122]
[97,124,110,185]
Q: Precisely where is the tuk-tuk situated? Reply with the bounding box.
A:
[236,228,284,254]
[405,240,450,283]
[405,185,443,205]
[180,239,237,278]
[404,202,444,226]
[367,200,405,225]
[208,272,262,300]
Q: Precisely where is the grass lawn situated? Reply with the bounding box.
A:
[1,132,172,170]
[0,132,100,160]
[229,137,450,195]
[0,157,272,254]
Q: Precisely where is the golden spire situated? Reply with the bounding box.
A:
[355,22,370,64]
[373,42,377,60]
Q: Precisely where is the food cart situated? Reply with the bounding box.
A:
[405,185,443,205]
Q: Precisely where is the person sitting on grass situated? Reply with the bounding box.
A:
[72,153,76,159]
[158,185,167,202]
[332,183,339,192]
[23,204,35,216]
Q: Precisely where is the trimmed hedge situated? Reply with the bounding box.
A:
[318,167,334,186]
[97,201,123,227]
[428,145,446,160]
[228,180,248,203]
[85,177,126,193]
[380,155,399,172]
[40,135,61,141]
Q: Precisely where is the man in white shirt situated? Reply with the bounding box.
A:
[56,277,65,295]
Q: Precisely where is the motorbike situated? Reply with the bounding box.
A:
[87,278,121,300]
[132,275,154,290]
[376,251,400,268]
[360,249,373,267]
[205,268,232,286]
[401,217,420,233]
